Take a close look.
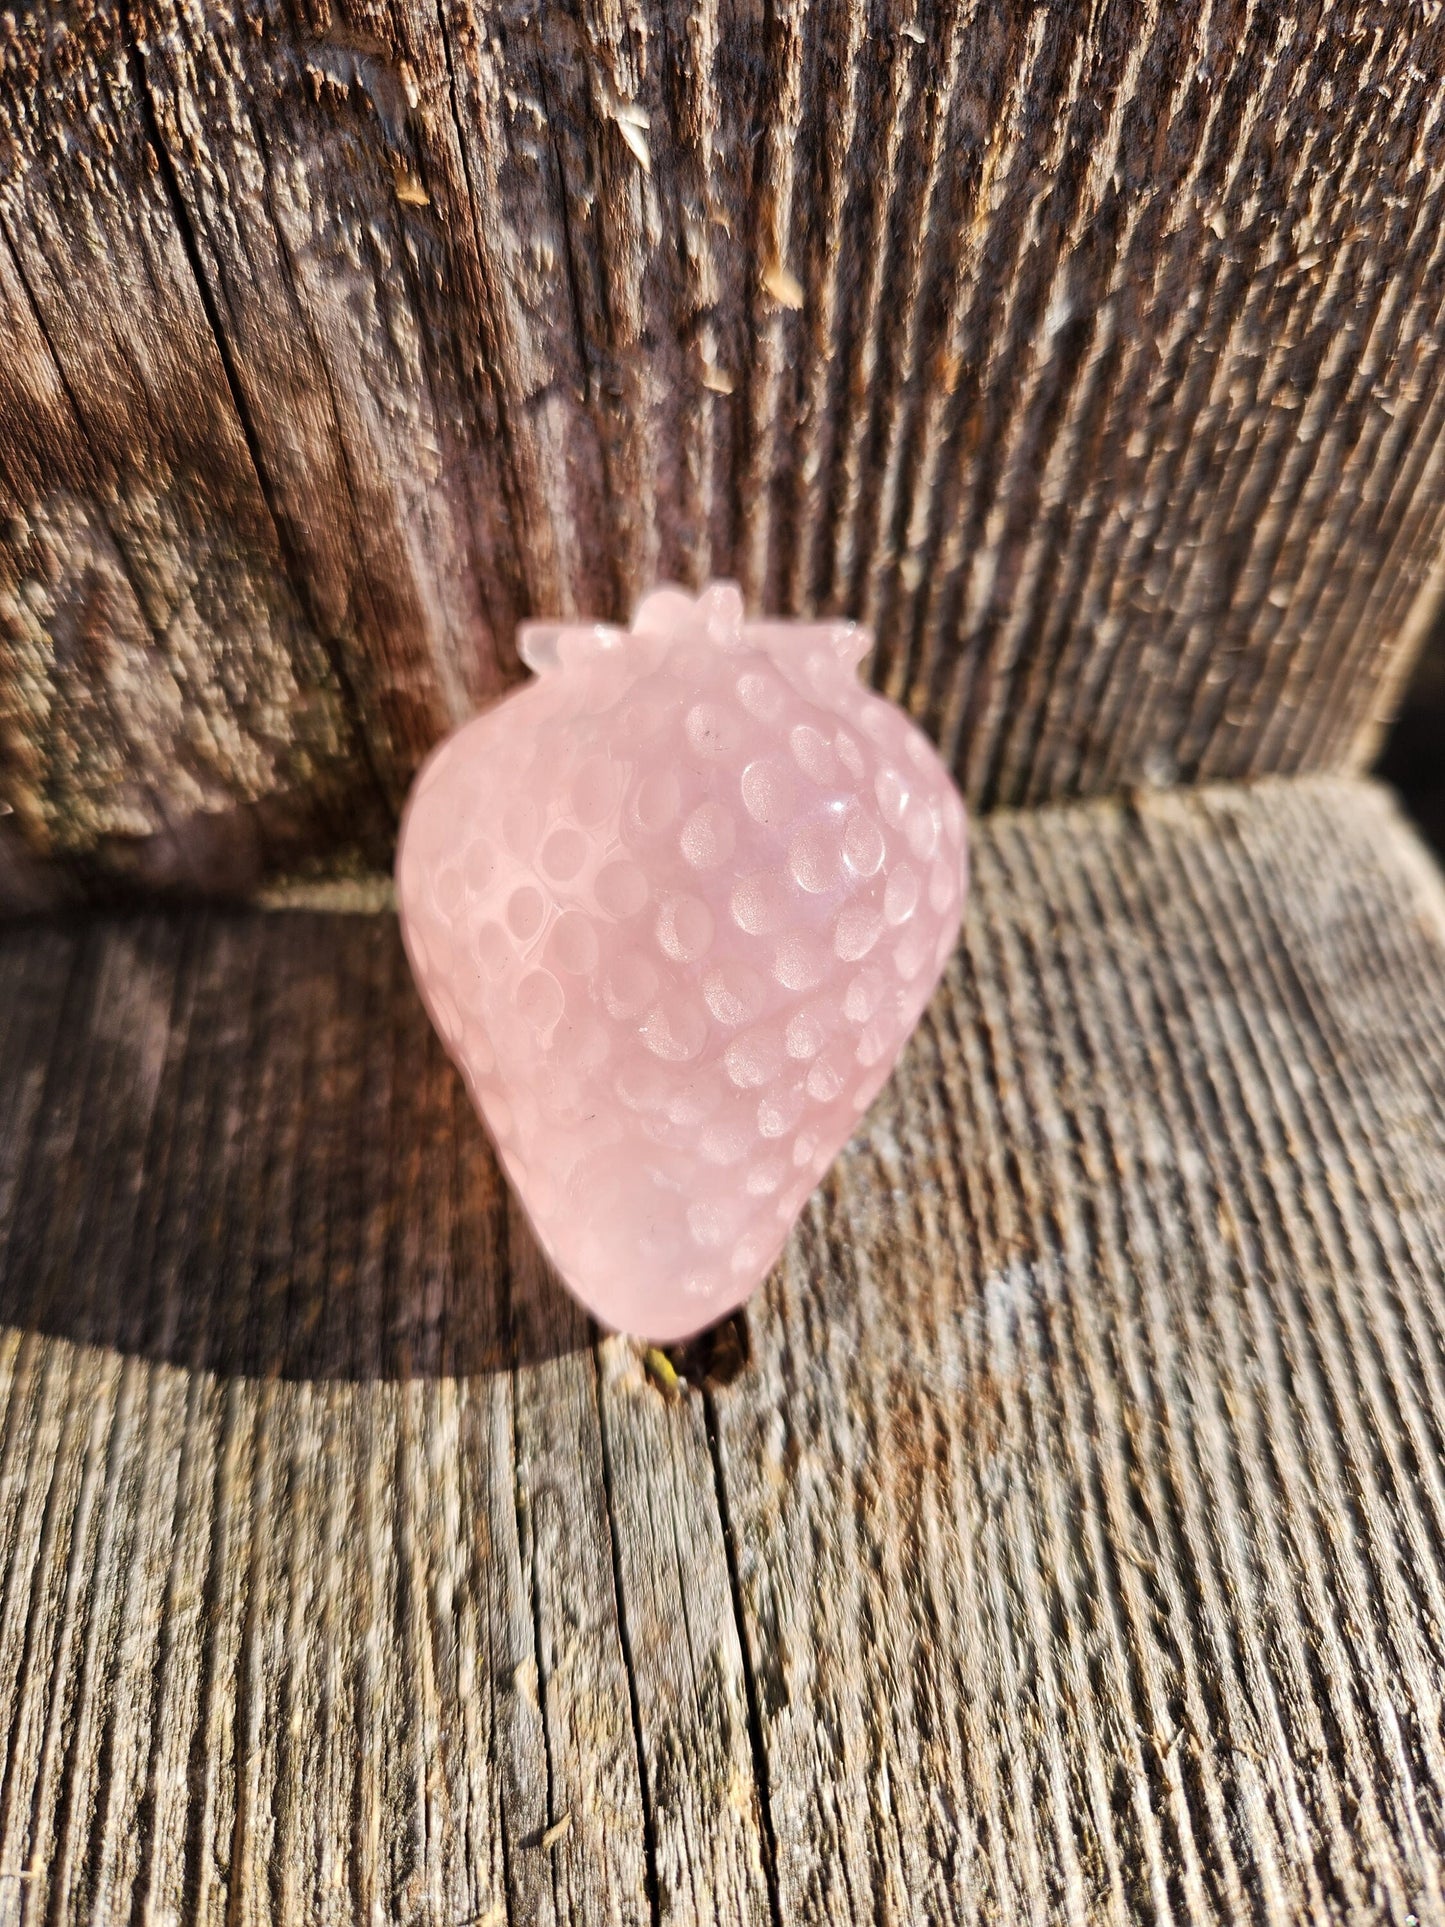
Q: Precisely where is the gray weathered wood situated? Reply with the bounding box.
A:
[6,4,1445,900]
[1,775,1444,1922]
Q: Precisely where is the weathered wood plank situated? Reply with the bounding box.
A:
[1,776,1444,1922]
[593,1336,774,1924]
[712,778,1445,1925]
[507,1220,653,1927]
[130,0,520,782]
[0,7,384,894]
[7,4,1445,904]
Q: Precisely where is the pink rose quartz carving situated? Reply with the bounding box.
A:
[396,583,968,1342]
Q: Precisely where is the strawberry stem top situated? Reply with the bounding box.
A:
[518,582,869,678]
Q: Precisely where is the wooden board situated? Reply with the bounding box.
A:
[6,3,1445,901]
[0,3,387,895]
[2,774,1444,1922]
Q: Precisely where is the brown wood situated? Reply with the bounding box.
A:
[5,4,1445,900]
[0,6,389,895]
[1,775,1444,1921]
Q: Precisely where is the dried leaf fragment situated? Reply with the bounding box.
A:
[763,261,805,309]
[644,1345,683,1395]
[512,1654,538,1708]
[393,161,430,206]
[614,99,651,172]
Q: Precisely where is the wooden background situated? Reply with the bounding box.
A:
[4,0,1445,902]
[4,2,1445,1922]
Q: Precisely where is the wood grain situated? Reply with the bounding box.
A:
[1,774,1444,1922]
[6,3,1445,902]
[0,2,387,894]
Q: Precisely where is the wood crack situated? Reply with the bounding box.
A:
[591,1345,663,1926]
[701,1387,783,1927]
[117,3,398,826]
[427,0,547,625]
[532,33,628,621]
[508,1364,559,1916]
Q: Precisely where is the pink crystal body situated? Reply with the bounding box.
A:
[395,583,968,1342]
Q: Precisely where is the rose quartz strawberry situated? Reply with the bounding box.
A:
[396,582,967,1341]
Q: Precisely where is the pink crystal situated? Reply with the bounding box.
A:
[395,583,968,1342]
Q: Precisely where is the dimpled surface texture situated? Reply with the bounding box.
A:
[395,583,968,1341]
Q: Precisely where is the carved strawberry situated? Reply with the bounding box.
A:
[396,583,967,1341]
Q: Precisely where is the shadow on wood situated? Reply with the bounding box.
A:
[1377,603,1445,857]
[0,908,585,1380]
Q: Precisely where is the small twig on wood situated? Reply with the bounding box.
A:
[643,1346,683,1397]
[453,1903,505,1927]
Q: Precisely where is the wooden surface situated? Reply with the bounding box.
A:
[6,5,1445,1915]
[6,3,1445,900]
[0,774,1442,1922]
